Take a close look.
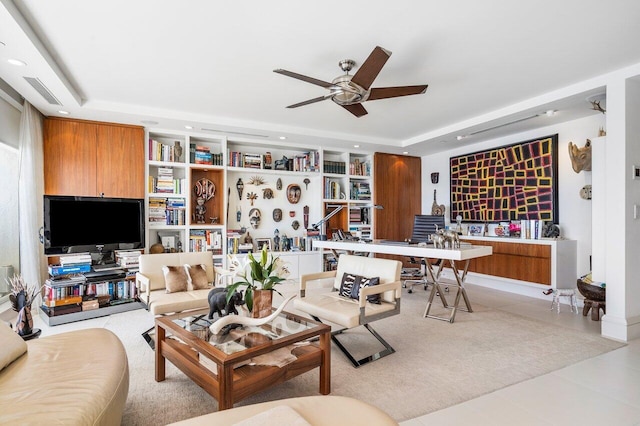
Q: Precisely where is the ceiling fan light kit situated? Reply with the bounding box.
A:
[274,46,428,117]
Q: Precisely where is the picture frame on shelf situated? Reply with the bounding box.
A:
[255,238,272,251]
[157,231,182,252]
[468,225,484,236]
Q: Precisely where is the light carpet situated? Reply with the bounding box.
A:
[105,284,624,425]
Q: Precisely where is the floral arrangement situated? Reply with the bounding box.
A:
[226,245,290,312]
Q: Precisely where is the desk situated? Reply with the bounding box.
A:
[313,239,493,323]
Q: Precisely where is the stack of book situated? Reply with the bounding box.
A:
[148,197,168,224]
[49,254,92,276]
[154,167,182,194]
[115,250,142,268]
[350,181,371,200]
[189,230,223,254]
[243,153,263,169]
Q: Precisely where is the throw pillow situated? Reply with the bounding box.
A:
[185,264,210,290]
[339,273,381,304]
[162,265,188,293]
[0,322,27,372]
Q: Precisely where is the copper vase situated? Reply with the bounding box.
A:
[251,289,273,318]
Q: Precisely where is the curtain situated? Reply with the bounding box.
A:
[18,101,45,295]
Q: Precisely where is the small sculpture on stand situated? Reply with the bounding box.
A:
[9,274,40,339]
[194,197,206,223]
[273,229,281,251]
[174,141,183,161]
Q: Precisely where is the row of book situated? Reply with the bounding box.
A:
[323,160,346,174]
[349,159,371,176]
[191,144,224,166]
[149,197,186,225]
[42,280,137,308]
[149,139,183,163]
[324,178,342,199]
[189,229,223,254]
[350,181,371,200]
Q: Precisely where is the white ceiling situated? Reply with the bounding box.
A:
[1,0,639,156]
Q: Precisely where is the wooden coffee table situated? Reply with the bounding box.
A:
[155,308,331,410]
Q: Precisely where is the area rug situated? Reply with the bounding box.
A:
[103,284,624,425]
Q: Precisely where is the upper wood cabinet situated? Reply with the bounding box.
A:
[44,118,144,198]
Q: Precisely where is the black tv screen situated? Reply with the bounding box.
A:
[44,195,145,255]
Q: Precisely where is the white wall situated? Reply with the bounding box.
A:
[0,96,21,277]
[421,113,606,278]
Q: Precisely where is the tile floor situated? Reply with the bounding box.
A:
[400,284,640,426]
[2,283,638,425]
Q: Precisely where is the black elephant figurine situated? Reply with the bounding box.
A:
[207,288,245,319]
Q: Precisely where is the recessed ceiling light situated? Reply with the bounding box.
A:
[141,120,159,125]
[456,135,464,141]
[7,58,26,66]
[402,151,409,155]
[184,125,193,130]
[545,109,556,117]
[279,136,286,140]
[354,144,360,148]
[58,110,69,115]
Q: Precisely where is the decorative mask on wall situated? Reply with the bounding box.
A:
[249,208,261,229]
[236,178,244,199]
[287,184,301,204]
[273,208,282,222]
[276,178,283,190]
[262,188,274,199]
[568,139,592,173]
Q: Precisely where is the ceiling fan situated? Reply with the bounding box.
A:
[274,46,428,117]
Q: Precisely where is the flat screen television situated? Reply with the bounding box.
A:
[43,195,145,259]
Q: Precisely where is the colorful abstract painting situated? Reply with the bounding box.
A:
[449,135,558,223]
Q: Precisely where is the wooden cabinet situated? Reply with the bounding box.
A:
[44,118,144,198]
[460,236,577,290]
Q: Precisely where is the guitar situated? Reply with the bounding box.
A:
[431,189,446,216]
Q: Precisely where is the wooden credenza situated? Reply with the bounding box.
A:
[44,117,144,198]
[460,236,576,289]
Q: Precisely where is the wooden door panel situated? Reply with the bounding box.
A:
[44,119,97,196]
[96,125,144,198]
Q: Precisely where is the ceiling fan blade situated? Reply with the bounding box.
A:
[341,103,368,117]
[274,69,338,89]
[367,85,429,101]
[350,46,391,90]
[286,93,338,109]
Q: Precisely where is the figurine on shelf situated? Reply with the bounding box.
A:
[194,197,206,223]
[273,229,281,251]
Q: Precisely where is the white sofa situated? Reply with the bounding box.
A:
[0,325,129,425]
[135,251,216,316]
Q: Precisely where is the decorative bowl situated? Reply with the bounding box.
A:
[577,280,606,301]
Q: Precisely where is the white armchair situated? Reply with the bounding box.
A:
[294,254,402,367]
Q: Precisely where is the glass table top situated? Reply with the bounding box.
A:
[170,311,319,355]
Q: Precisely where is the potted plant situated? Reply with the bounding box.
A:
[226,245,289,317]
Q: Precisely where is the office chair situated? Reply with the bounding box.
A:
[402,215,445,293]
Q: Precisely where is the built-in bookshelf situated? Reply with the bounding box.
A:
[144,130,374,272]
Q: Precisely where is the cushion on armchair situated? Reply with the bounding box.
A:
[162,265,188,293]
[339,273,381,304]
[185,264,210,290]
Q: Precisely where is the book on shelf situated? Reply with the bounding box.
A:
[323,160,346,174]
[48,263,92,276]
[59,253,92,266]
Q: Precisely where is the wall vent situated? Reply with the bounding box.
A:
[23,77,62,105]
[201,128,269,138]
